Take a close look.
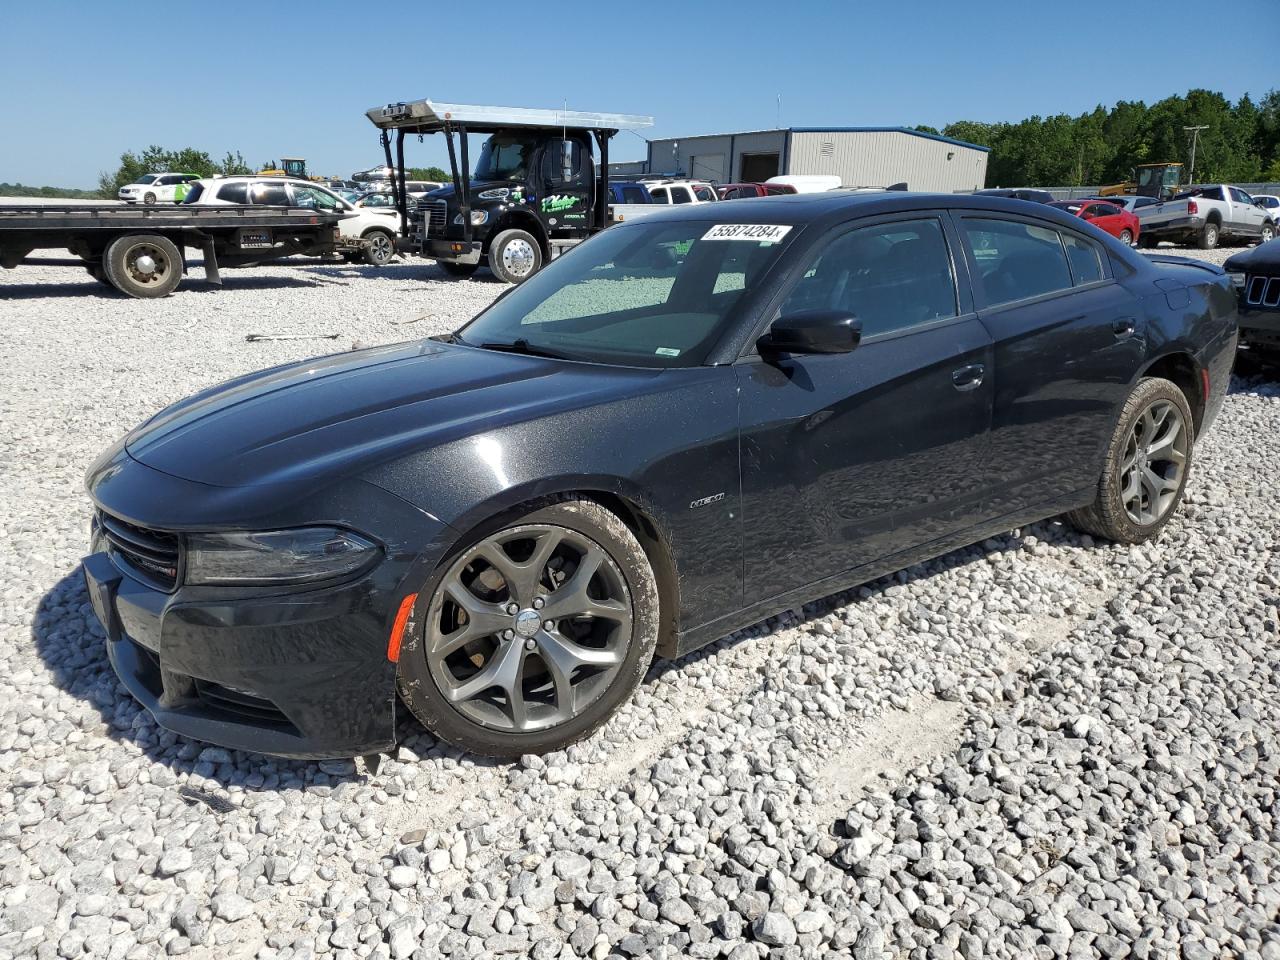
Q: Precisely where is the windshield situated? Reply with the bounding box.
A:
[458,219,795,368]
[136,174,160,185]
[474,133,539,181]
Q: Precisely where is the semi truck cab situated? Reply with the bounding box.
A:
[367,99,653,282]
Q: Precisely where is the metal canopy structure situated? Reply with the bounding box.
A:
[366,99,653,135]
[364,99,653,246]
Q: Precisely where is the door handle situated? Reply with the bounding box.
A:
[951,363,985,391]
[1112,317,1136,339]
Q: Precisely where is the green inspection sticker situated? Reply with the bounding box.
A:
[656,347,681,357]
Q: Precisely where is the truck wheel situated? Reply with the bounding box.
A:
[1197,221,1219,250]
[103,234,183,298]
[395,497,659,757]
[1119,229,1134,246]
[85,263,111,287]
[361,230,395,266]
[1260,223,1276,245]
[1065,377,1194,545]
[488,229,543,283]
[142,192,156,205]
[439,261,479,278]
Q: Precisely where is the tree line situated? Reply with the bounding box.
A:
[97,147,254,195]
[919,88,1280,189]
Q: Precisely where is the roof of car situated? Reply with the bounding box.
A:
[617,191,1085,224]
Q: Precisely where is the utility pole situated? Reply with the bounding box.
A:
[1184,125,1208,185]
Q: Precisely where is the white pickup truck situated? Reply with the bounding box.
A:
[1138,184,1276,249]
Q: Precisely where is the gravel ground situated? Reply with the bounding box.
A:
[1,247,1278,960]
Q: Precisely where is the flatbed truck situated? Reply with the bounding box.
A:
[0,203,349,298]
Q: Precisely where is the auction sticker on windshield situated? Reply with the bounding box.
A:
[702,224,793,243]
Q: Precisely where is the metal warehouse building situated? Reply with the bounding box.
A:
[614,127,989,193]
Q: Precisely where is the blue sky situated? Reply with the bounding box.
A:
[3,0,1277,188]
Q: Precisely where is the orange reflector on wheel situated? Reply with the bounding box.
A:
[387,593,418,663]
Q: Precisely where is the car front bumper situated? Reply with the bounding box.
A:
[83,449,453,759]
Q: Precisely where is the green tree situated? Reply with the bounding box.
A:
[407,165,450,182]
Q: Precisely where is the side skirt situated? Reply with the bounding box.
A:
[669,489,1093,660]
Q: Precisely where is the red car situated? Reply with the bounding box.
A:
[1048,199,1140,246]
[718,182,797,200]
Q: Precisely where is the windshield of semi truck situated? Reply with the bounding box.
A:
[474,134,539,181]
[456,220,795,368]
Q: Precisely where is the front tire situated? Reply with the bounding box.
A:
[488,228,543,283]
[1066,377,1194,544]
[1197,221,1219,250]
[1260,222,1276,245]
[361,229,395,266]
[103,234,183,298]
[143,192,156,205]
[397,498,659,757]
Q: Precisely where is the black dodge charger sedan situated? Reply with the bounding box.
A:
[84,193,1238,759]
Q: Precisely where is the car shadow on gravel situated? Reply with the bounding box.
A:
[0,275,330,300]
[31,568,368,794]
[645,517,1092,685]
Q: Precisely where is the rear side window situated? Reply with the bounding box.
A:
[216,182,249,203]
[780,218,958,337]
[1062,233,1105,285]
[672,187,693,205]
[962,218,1073,306]
[620,186,647,203]
[650,188,669,204]
[251,182,290,205]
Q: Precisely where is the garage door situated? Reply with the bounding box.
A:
[690,154,725,183]
[740,153,780,182]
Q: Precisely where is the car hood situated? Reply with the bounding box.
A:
[125,340,662,488]
[1225,238,1280,273]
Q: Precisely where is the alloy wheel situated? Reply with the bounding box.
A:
[425,524,633,732]
[1119,399,1188,525]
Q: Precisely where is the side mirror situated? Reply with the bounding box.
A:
[758,310,861,356]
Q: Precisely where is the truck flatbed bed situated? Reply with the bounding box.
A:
[0,205,348,298]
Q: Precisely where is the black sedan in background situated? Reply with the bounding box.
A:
[84,193,1238,759]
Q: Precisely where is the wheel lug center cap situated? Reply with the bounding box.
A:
[513,609,541,639]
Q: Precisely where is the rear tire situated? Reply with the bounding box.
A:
[1119,229,1134,246]
[488,229,543,284]
[1065,377,1194,544]
[439,261,480,278]
[396,497,659,758]
[103,234,183,298]
[1197,221,1219,249]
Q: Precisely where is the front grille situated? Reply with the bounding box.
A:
[1245,275,1280,308]
[195,679,294,727]
[98,511,181,591]
[423,199,448,236]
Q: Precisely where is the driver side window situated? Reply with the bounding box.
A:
[780,218,959,338]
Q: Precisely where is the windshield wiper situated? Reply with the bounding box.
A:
[474,338,574,361]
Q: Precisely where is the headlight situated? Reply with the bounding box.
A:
[185,527,380,586]
[453,210,489,226]
[1227,271,1246,290]
[478,188,509,201]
